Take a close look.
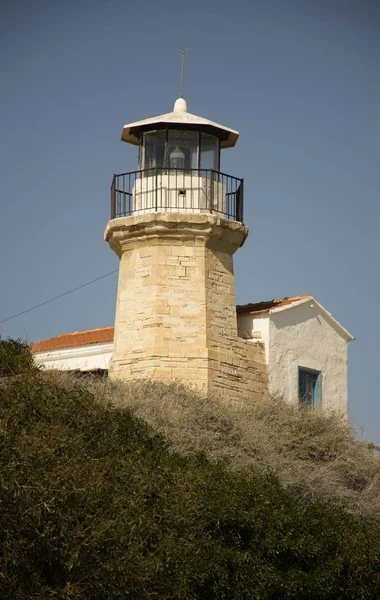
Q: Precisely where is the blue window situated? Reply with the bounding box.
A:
[298,367,321,409]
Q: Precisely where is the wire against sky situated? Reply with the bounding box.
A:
[0,269,119,325]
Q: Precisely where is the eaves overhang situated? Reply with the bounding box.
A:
[121,110,239,148]
[237,295,355,342]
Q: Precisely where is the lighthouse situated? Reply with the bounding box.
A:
[105,96,267,400]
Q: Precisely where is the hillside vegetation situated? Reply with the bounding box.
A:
[70,373,380,521]
[1,340,380,599]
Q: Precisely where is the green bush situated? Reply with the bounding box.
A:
[0,337,36,377]
[79,377,380,520]
[1,371,380,599]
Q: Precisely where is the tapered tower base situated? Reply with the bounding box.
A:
[105,213,267,402]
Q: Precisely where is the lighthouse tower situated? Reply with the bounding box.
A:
[105,97,267,399]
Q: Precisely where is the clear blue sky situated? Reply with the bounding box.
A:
[1,0,379,441]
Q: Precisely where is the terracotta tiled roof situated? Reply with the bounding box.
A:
[236,295,312,315]
[32,326,115,353]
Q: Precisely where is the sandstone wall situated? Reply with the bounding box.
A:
[105,213,268,403]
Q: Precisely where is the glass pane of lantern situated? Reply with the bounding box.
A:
[200,133,219,170]
[143,131,167,169]
[168,131,198,170]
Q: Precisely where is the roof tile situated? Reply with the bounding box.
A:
[236,295,312,315]
[32,326,114,353]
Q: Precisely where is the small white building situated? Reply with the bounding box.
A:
[33,294,354,416]
[32,327,114,372]
[237,295,354,415]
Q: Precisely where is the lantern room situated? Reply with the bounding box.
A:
[110,98,244,222]
[141,129,219,171]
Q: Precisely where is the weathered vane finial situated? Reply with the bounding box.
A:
[180,48,187,98]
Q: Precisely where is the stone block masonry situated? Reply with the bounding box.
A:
[105,213,268,403]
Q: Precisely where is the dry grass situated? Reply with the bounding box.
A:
[50,372,380,521]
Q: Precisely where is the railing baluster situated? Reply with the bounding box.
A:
[155,168,158,212]
[111,176,115,219]
[110,168,244,223]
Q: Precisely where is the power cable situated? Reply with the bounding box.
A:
[0,269,118,324]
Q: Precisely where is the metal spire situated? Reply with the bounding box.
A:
[180,48,187,98]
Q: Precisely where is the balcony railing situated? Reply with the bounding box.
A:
[110,168,244,223]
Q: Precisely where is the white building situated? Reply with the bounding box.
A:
[237,295,354,414]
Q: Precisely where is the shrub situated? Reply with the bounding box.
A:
[1,372,380,599]
[69,376,380,521]
[0,338,36,377]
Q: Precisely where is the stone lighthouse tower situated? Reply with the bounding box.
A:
[105,97,267,400]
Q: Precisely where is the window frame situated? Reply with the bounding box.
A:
[140,128,220,171]
[298,366,322,409]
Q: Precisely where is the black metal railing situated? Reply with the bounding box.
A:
[110,168,244,222]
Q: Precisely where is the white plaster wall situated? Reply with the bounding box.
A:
[34,343,113,371]
[134,175,226,214]
[268,303,349,415]
[237,313,270,362]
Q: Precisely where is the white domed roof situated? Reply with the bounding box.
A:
[173,97,188,113]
